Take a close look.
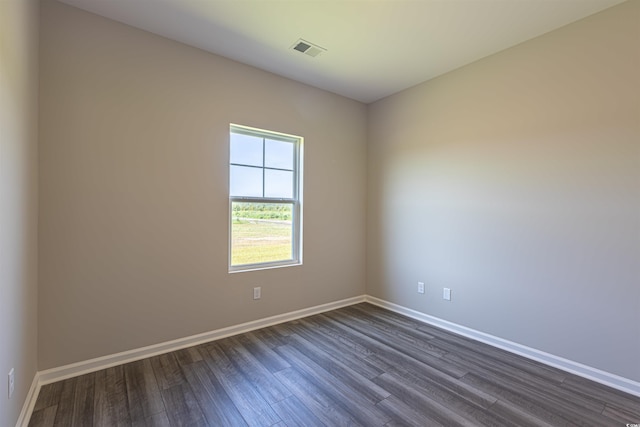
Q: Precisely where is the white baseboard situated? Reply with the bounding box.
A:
[38,295,366,386]
[16,373,40,427]
[20,292,640,426]
[365,295,640,398]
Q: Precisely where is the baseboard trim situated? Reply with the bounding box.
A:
[22,292,639,426]
[38,295,366,386]
[16,372,40,427]
[365,295,640,398]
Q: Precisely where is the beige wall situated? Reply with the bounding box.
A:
[368,0,639,381]
[0,0,39,424]
[38,1,367,370]
[37,0,639,387]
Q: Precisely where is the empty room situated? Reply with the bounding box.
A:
[1,0,638,425]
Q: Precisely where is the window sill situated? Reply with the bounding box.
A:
[229,261,302,274]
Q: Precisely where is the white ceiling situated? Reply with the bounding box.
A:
[56,0,626,103]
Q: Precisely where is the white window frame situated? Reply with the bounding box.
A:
[229,124,303,273]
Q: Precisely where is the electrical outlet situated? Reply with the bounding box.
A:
[253,287,261,300]
[417,282,425,294]
[443,288,451,301]
[8,368,15,399]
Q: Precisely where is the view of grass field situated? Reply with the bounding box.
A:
[231,202,294,266]
[231,220,292,265]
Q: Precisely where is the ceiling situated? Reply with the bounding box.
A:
[56,0,626,103]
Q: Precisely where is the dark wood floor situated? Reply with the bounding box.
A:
[29,303,640,426]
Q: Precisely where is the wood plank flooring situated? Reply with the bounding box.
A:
[29,303,640,426]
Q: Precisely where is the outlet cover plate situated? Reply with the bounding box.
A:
[417,282,425,294]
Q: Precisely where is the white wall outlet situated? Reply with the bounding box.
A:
[443,288,451,301]
[417,282,425,294]
[253,287,261,300]
[8,368,15,399]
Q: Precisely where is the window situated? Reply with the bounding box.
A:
[229,124,303,271]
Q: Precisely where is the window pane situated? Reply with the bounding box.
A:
[265,169,293,198]
[230,133,263,166]
[231,202,293,266]
[230,165,263,197]
[265,139,294,170]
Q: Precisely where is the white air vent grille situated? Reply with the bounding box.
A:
[291,39,326,58]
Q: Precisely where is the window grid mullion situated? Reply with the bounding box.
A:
[230,163,293,173]
[230,197,295,203]
[262,138,266,198]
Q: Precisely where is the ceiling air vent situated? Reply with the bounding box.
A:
[291,39,326,58]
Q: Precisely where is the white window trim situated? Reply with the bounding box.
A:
[228,124,303,273]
